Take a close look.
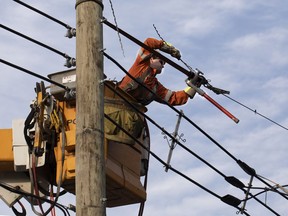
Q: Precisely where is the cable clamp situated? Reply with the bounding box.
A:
[64,57,76,68]
[65,28,76,38]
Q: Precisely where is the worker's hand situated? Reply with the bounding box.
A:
[160,42,181,60]
[170,48,181,60]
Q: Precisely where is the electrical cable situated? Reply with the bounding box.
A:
[2,55,274,214]
[102,42,288,202]
[0,58,70,90]
[2,55,282,214]
[223,94,288,131]
[0,182,69,216]
[0,24,75,62]
[13,0,74,30]
[153,22,288,131]
[1,12,284,213]
[104,113,251,216]
[103,81,281,216]
[32,154,46,215]
[102,18,195,78]
[11,200,26,216]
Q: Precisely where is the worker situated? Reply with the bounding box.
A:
[118,37,197,106]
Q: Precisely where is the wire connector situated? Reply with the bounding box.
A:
[64,57,76,68]
[65,28,76,38]
[64,89,76,100]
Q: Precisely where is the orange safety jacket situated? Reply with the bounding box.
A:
[118,38,189,106]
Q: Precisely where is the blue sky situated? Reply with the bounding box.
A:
[1,0,288,215]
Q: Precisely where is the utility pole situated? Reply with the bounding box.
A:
[75,1,105,216]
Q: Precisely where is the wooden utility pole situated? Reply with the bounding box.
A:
[75,0,105,216]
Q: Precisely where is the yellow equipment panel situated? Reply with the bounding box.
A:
[0,129,14,171]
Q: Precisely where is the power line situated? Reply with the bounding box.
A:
[102,51,285,215]
[104,113,251,216]
[0,59,69,90]
[103,79,281,216]
[101,23,288,202]
[13,0,74,30]
[223,94,288,131]
[2,50,280,214]
[0,24,75,67]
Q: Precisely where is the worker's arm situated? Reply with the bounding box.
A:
[138,38,164,60]
[154,80,189,106]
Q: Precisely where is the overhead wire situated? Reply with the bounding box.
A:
[101,21,288,202]
[1,2,74,215]
[223,94,288,131]
[0,59,70,90]
[1,33,283,216]
[12,0,286,132]
[102,50,284,215]
[2,1,286,213]
[104,113,251,216]
[3,51,277,214]
[0,24,75,63]
[103,76,280,216]
[13,0,74,30]
[152,23,287,132]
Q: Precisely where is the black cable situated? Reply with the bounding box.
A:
[0,24,73,60]
[104,113,251,216]
[223,94,288,131]
[13,0,73,30]
[102,50,288,202]
[102,51,238,161]
[0,59,69,90]
[102,18,195,78]
[0,182,69,216]
[104,81,281,216]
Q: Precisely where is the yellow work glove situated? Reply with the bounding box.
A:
[160,41,181,60]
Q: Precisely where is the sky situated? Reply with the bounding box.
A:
[1,0,288,215]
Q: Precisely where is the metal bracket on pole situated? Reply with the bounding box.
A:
[164,110,185,172]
